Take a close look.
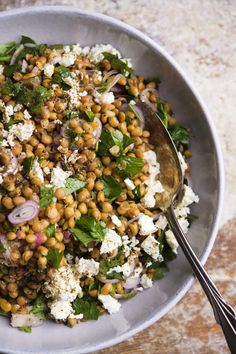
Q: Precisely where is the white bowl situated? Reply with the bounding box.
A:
[0,6,224,354]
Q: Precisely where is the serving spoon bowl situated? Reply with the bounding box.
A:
[137,101,236,353]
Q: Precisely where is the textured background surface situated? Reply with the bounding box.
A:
[0,1,235,353]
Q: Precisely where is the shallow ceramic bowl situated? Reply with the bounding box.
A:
[0,6,224,354]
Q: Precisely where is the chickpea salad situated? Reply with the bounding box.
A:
[0,36,199,332]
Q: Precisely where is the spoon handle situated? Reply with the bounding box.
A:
[166,205,236,353]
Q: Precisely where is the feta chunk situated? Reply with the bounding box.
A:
[95,92,115,105]
[31,159,44,183]
[107,261,133,278]
[23,109,31,120]
[111,215,122,227]
[88,44,121,64]
[179,185,199,207]
[7,123,34,146]
[59,53,76,67]
[140,274,153,288]
[122,235,140,257]
[124,178,135,190]
[49,299,73,321]
[138,213,157,236]
[165,230,179,254]
[141,235,162,261]
[76,257,99,277]
[100,229,122,254]
[50,166,72,189]
[98,295,121,314]
[44,63,54,77]
[155,215,168,230]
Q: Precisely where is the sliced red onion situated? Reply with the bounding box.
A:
[103,70,117,81]
[63,230,71,239]
[104,74,123,94]
[11,314,43,328]
[123,276,140,290]
[35,232,43,247]
[110,84,125,94]
[10,44,24,65]
[8,201,39,225]
[21,59,28,73]
[31,66,39,75]
[140,88,159,112]
[93,117,102,143]
[120,103,129,112]
[0,234,11,261]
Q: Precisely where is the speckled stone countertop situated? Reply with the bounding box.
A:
[0,1,235,353]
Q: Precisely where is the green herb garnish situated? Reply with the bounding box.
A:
[71,215,107,245]
[31,293,47,320]
[157,101,169,127]
[64,129,81,147]
[99,175,123,202]
[169,124,190,148]
[117,155,144,178]
[72,298,99,320]
[47,248,64,269]
[53,65,71,89]
[79,110,95,122]
[39,186,54,208]
[0,240,5,253]
[97,129,134,157]
[64,178,86,195]
[22,156,34,176]
[18,326,32,333]
[45,224,56,238]
[102,52,133,77]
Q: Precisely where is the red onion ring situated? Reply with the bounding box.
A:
[10,44,24,65]
[31,66,39,75]
[140,88,159,112]
[8,200,39,225]
[104,74,123,94]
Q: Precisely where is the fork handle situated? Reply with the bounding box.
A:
[166,205,236,353]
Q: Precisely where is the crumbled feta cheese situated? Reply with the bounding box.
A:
[0,175,3,184]
[138,213,157,236]
[178,152,188,175]
[165,230,179,254]
[122,235,140,257]
[76,257,99,277]
[44,63,54,77]
[124,178,135,190]
[72,44,82,55]
[0,65,4,75]
[140,274,153,288]
[78,90,88,97]
[179,185,199,207]
[95,91,115,105]
[143,150,164,208]
[23,109,31,120]
[59,53,76,67]
[155,215,168,230]
[88,44,121,64]
[69,313,84,320]
[43,167,50,175]
[5,105,14,118]
[6,123,34,146]
[100,229,122,254]
[141,235,162,261]
[31,159,44,183]
[174,206,190,218]
[50,166,72,189]
[43,266,82,302]
[111,215,122,227]
[98,295,121,314]
[68,151,80,164]
[107,261,133,278]
[13,104,23,112]
[49,299,73,321]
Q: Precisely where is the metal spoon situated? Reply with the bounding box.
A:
[137,101,236,353]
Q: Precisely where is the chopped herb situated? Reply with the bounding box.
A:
[72,298,99,320]
[1,78,15,95]
[53,65,71,89]
[71,215,107,245]
[39,186,54,208]
[18,326,32,333]
[64,128,81,147]
[133,185,141,199]
[20,35,36,45]
[102,52,133,77]
[47,248,64,269]
[31,293,47,320]
[97,129,134,157]
[117,155,144,178]
[99,175,123,202]
[0,240,5,253]
[3,63,22,78]
[157,101,169,127]
[122,291,137,299]
[65,110,79,120]
[168,124,190,148]
[0,41,18,63]
[45,224,56,238]
[99,257,123,280]
[79,110,95,122]
[4,118,19,130]
[64,178,86,195]
[22,156,34,176]
[3,221,16,232]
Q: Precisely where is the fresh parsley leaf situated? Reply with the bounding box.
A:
[64,129,81,147]
[100,175,123,201]
[99,258,123,280]
[65,110,80,120]
[3,63,22,78]
[97,129,134,157]
[153,267,165,280]
[117,155,144,178]
[53,65,71,89]
[1,78,15,95]
[0,41,18,62]
[133,185,141,199]
[22,156,34,176]
[168,124,190,148]
[79,110,95,122]
[122,291,137,299]
[45,224,56,238]
[157,101,169,127]
[72,298,99,320]
[64,178,86,195]
[4,118,19,130]
[39,186,54,208]
[71,215,107,245]
[18,326,32,333]
[20,35,36,45]
[102,52,133,77]
[0,240,5,253]
[31,293,47,320]
[47,248,64,269]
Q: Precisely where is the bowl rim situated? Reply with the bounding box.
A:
[0,5,225,354]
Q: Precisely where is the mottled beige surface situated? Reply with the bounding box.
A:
[0,1,235,353]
